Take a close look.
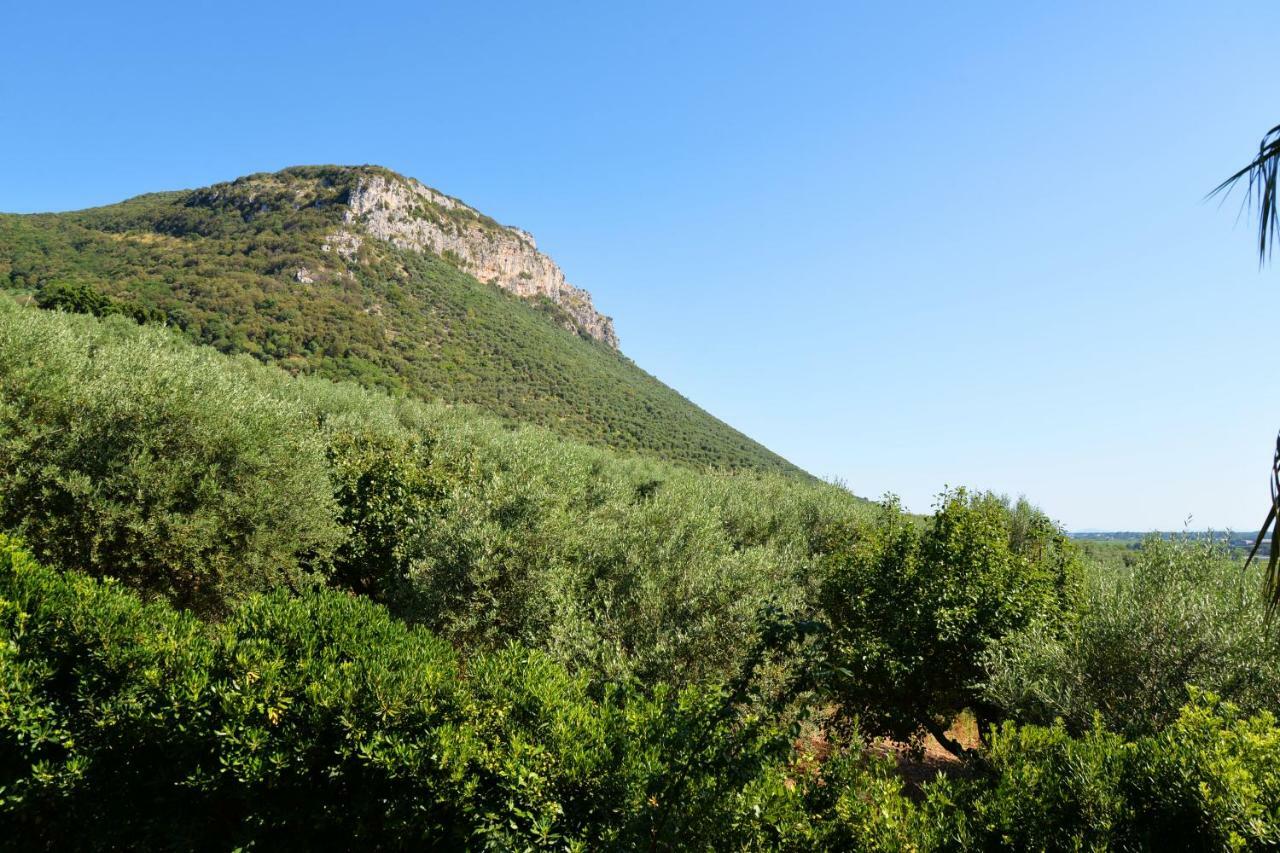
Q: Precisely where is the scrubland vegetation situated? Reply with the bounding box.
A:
[0,301,851,691]
[3,299,1280,849]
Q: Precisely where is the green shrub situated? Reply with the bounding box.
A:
[818,491,1079,749]
[1129,691,1280,850]
[0,303,341,611]
[323,422,443,601]
[942,693,1280,852]
[34,280,164,324]
[779,737,967,851]
[965,719,1132,850]
[0,534,800,850]
[305,384,853,691]
[981,536,1280,738]
[34,280,113,317]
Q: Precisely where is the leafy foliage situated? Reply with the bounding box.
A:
[0,300,865,690]
[0,535,798,850]
[956,693,1280,851]
[6,536,1280,850]
[817,491,1079,751]
[1130,691,1280,850]
[0,303,341,611]
[981,535,1280,738]
[1,305,1279,847]
[35,280,164,324]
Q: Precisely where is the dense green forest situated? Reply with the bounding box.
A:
[4,301,1280,849]
[0,166,799,475]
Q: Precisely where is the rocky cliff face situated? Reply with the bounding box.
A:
[324,172,617,348]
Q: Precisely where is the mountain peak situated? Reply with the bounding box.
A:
[193,166,617,347]
[332,169,616,347]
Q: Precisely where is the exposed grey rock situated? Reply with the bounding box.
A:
[333,173,618,348]
[321,228,363,261]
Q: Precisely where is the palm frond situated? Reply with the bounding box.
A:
[1245,433,1280,617]
[1209,123,1280,264]
[1214,126,1280,615]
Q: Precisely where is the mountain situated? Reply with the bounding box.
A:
[0,165,800,475]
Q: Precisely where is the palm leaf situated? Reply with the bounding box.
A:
[1214,126,1280,614]
[1209,123,1280,263]
[1245,433,1280,617]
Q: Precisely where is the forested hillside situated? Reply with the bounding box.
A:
[0,166,799,474]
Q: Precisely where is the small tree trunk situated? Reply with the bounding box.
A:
[922,716,972,760]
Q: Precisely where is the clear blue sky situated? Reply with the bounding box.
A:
[4,1,1275,530]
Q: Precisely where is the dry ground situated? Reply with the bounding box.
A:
[794,712,981,796]
[871,713,981,792]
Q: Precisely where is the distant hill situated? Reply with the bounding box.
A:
[1070,529,1267,558]
[1070,529,1262,542]
[0,165,802,475]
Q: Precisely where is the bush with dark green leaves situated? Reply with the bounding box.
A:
[34,280,164,324]
[1128,691,1280,849]
[817,491,1080,751]
[0,534,803,850]
[950,692,1280,851]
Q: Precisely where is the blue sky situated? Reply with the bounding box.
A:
[4,1,1275,530]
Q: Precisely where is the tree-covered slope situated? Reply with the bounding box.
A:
[0,165,800,474]
[0,299,862,684]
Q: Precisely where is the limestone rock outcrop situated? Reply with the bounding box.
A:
[328,173,617,348]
